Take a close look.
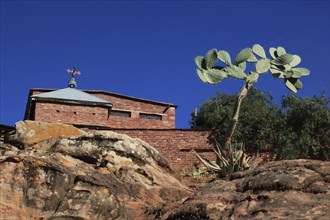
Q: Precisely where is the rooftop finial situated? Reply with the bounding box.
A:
[66,67,81,88]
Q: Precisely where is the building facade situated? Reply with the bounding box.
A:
[23,78,214,169]
[25,88,176,129]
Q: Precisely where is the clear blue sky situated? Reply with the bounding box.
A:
[1,0,329,128]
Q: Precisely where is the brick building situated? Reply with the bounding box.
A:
[24,88,176,129]
[22,75,215,169]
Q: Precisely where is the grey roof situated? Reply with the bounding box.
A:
[31,88,112,106]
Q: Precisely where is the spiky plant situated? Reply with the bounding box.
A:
[195,44,310,150]
[194,141,258,177]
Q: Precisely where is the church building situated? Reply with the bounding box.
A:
[24,68,176,129]
[22,68,215,169]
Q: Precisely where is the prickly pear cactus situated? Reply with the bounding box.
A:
[195,44,310,93]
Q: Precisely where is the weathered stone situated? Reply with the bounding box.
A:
[164,159,330,220]
[5,120,85,147]
[0,121,191,220]
[54,131,173,172]
[2,121,330,219]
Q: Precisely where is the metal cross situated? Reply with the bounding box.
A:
[66,66,81,78]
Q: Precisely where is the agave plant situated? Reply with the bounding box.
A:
[194,140,258,177]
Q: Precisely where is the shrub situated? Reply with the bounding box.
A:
[275,94,330,160]
[191,87,279,150]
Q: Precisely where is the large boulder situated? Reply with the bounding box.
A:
[0,121,191,219]
[164,159,330,219]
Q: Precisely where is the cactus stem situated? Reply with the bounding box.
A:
[223,81,253,150]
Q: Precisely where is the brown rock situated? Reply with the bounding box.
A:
[0,121,191,220]
[3,121,329,219]
[5,120,85,147]
[164,159,330,220]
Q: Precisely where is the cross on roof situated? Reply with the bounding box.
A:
[66,67,81,88]
[66,66,81,78]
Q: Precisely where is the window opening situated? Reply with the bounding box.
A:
[140,113,162,120]
[110,110,131,118]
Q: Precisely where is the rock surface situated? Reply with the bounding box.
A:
[164,159,330,220]
[1,121,329,220]
[0,121,191,219]
[5,120,85,146]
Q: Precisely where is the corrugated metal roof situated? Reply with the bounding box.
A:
[31,88,112,105]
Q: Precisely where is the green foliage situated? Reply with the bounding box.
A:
[194,56,205,70]
[191,89,330,160]
[225,65,247,79]
[202,69,228,84]
[205,49,218,69]
[194,141,258,177]
[191,87,278,149]
[197,69,207,83]
[275,94,330,160]
[247,72,259,83]
[217,50,231,65]
[256,59,270,74]
[193,44,319,170]
[192,168,206,177]
[235,48,252,65]
[252,44,266,59]
[268,47,310,93]
[195,44,310,93]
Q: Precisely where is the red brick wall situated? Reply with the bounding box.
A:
[31,90,175,129]
[246,149,276,164]
[105,129,216,169]
[92,92,176,128]
[34,103,109,125]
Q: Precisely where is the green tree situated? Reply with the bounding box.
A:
[275,94,330,160]
[191,87,279,149]
[195,44,310,149]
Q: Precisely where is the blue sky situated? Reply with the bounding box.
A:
[1,0,329,128]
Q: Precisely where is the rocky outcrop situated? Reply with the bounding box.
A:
[164,159,330,220]
[1,120,329,220]
[0,121,191,219]
[5,120,85,147]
